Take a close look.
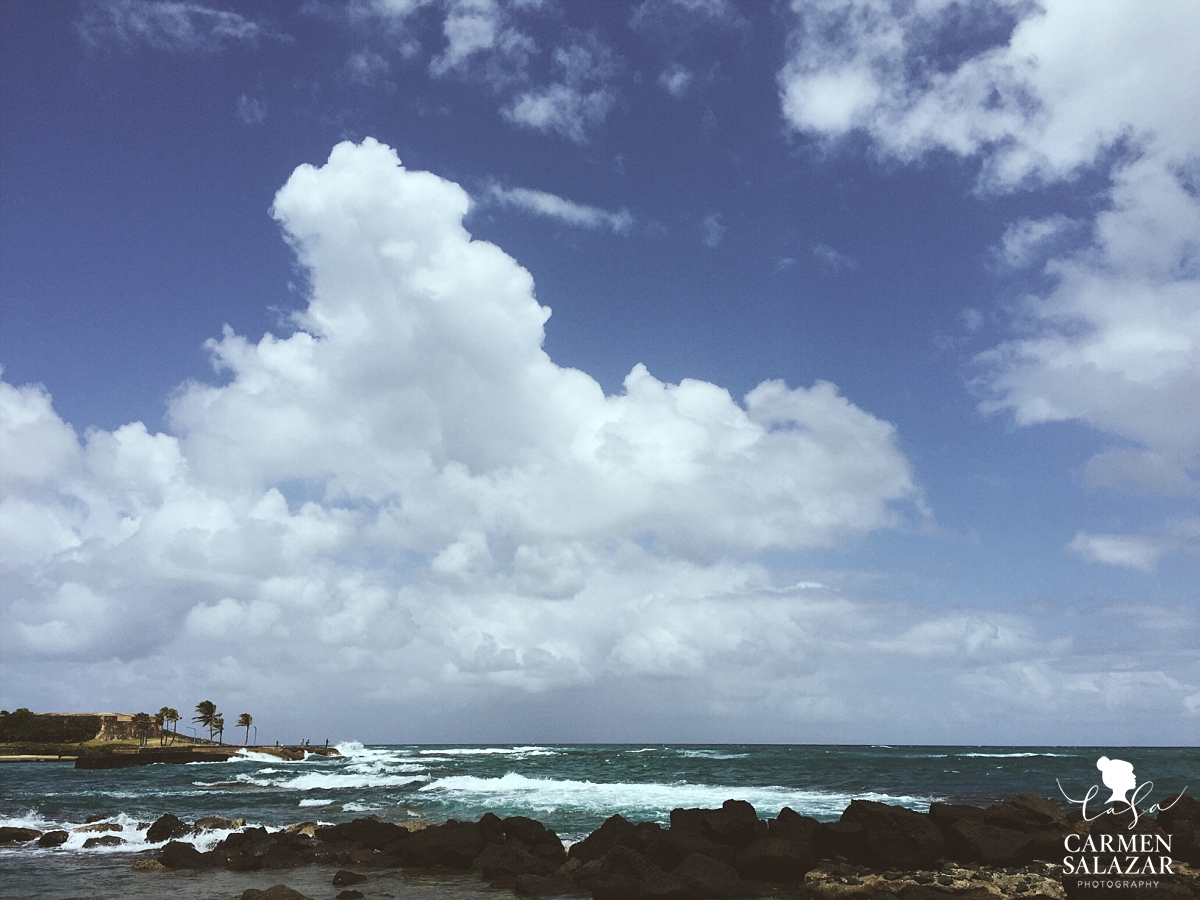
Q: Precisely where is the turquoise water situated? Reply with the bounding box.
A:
[1,745,1195,899]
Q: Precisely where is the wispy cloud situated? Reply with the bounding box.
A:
[236,94,266,125]
[658,63,693,97]
[701,213,724,248]
[812,241,856,271]
[504,39,618,143]
[488,185,633,233]
[1069,519,1200,572]
[77,0,282,52]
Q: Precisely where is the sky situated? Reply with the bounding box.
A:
[0,0,1197,746]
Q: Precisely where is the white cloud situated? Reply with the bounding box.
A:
[76,0,278,52]
[487,185,632,233]
[1069,519,1200,572]
[779,0,1200,535]
[344,49,391,86]
[6,139,1192,739]
[236,94,266,125]
[993,214,1079,270]
[658,63,693,98]
[812,241,856,271]
[701,212,724,248]
[504,41,617,142]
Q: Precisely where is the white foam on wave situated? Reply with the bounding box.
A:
[958,752,1073,758]
[298,798,334,807]
[422,746,557,757]
[343,802,380,812]
[0,811,257,856]
[676,750,749,760]
[419,773,937,818]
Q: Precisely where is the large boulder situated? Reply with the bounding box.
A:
[38,830,70,848]
[147,813,190,843]
[583,846,692,900]
[332,869,367,886]
[670,800,762,850]
[674,852,751,898]
[395,819,487,869]
[474,839,560,882]
[838,800,945,869]
[735,836,817,882]
[811,820,866,862]
[645,829,738,871]
[768,807,819,842]
[943,818,1032,864]
[314,816,408,850]
[928,802,986,831]
[239,887,315,900]
[159,839,213,869]
[83,834,124,848]
[569,814,655,864]
[0,826,41,845]
[983,794,1071,862]
[1157,794,1200,866]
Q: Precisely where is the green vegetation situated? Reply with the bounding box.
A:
[237,712,253,745]
[0,709,100,743]
[193,700,218,741]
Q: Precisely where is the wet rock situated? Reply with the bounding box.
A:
[83,834,125,848]
[770,806,820,842]
[77,821,123,833]
[335,892,365,900]
[584,846,692,900]
[1157,794,1200,866]
[944,819,1032,865]
[514,871,572,895]
[674,851,752,897]
[984,796,1069,833]
[314,815,409,850]
[239,887,315,900]
[147,813,190,843]
[813,821,868,862]
[38,830,70,848]
[671,800,762,850]
[160,839,213,869]
[0,826,42,845]
[194,815,244,831]
[396,819,488,869]
[645,829,738,871]
[929,804,987,831]
[132,858,166,870]
[332,868,367,885]
[569,814,647,864]
[475,839,561,881]
[736,835,817,881]
[840,800,945,869]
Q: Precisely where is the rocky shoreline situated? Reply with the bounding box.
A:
[3,793,1197,900]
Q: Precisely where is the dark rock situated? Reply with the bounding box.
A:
[83,834,124,848]
[475,839,560,880]
[569,814,643,863]
[736,836,816,881]
[238,887,315,900]
[813,820,867,861]
[37,830,69,848]
[769,807,819,842]
[332,868,367,885]
[840,800,945,869]
[260,844,304,869]
[671,800,761,849]
[194,815,243,831]
[147,813,190,843]
[160,840,212,869]
[335,892,365,900]
[479,811,506,845]
[0,826,42,845]
[675,851,752,897]
[314,816,408,850]
[1157,793,1200,866]
[504,815,553,846]
[85,814,108,823]
[983,795,1069,832]
[928,803,986,831]
[514,872,571,896]
[396,819,487,868]
[645,829,738,871]
[944,819,1032,864]
[586,846,692,900]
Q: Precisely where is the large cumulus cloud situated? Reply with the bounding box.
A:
[2,139,1194,740]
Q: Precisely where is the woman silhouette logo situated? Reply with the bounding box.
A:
[1097,756,1137,805]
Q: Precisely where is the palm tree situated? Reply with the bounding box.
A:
[237,713,253,746]
[154,710,165,746]
[132,712,152,748]
[213,713,225,745]
[193,700,217,742]
[161,708,180,745]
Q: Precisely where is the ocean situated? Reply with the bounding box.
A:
[1,744,1195,899]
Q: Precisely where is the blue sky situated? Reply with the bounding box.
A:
[1,0,1196,745]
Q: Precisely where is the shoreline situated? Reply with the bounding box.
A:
[4,792,1196,900]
